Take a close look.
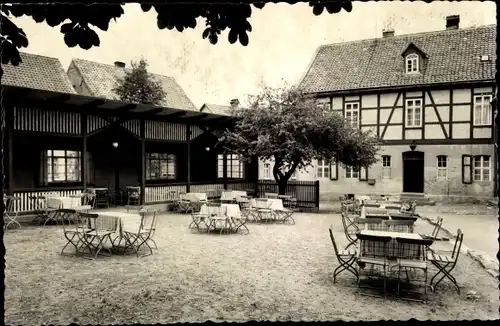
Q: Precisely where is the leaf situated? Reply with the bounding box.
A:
[312,4,324,16]
[228,28,238,44]
[202,28,209,39]
[238,31,249,46]
[140,4,152,12]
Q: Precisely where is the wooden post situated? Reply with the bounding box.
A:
[222,154,228,190]
[315,180,320,212]
[253,156,259,198]
[140,119,146,205]
[186,124,191,193]
[81,113,88,193]
[6,105,14,195]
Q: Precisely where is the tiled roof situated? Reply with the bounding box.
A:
[299,25,496,94]
[70,58,197,111]
[1,52,76,94]
[200,103,233,116]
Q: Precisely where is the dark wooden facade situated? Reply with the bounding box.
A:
[3,86,259,212]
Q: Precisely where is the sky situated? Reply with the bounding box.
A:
[11,1,497,109]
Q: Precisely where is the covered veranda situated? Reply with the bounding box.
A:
[2,85,259,213]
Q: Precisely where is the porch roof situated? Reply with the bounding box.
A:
[2,85,235,127]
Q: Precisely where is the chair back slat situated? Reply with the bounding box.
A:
[431,217,444,238]
[451,229,464,260]
[356,233,391,258]
[385,220,414,233]
[328,227,340,256]
[265,193,279,199]
[395,237,433,260]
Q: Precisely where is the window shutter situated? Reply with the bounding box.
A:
[359,166,368,181]
[39,150,48,186]
[462,155,473,184]
[329,160,338,180]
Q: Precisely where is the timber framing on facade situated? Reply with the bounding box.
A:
[294,19,497,199]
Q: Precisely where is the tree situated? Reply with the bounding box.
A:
[217,86,381,195]
[0,1,355,69]
[112,59,166,105]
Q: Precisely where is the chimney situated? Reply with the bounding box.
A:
[446,15,460,30]
[230,99,240,109]
[114,61,126,68]
[382,29,394,38]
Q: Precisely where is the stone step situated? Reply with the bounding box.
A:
[400,193,436,206]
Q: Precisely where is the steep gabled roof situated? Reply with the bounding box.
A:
[200,103,233,116]
[299,24,496,94]
[69,58,197,111]
[1,52,76,94]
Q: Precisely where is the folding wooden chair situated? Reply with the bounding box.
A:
[255,198,273,223]
[125,209,160,257]
[231,213,249,234]
[82,213,116,260]
[395,237,433,300]
[206,204,230,235]
[329,226,358,283]
[420,217,443,240]
[126,187,141,210]
[43,197,63,226]
[94,189,110,209]
[30,195,48,225]
[273,199,295,225]
[427,229,463,294]
[4,196,21,230]
[341,212,359,250]
[365,218,387,231]
[356,233,394,296]
[386,220,414,233]
[189,204,211,232]
[359,218,385,231]
[60,209,81,256]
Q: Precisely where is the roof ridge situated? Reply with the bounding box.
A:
[16,51,61,61]
[71,57,175,80]
[318,24,496,49]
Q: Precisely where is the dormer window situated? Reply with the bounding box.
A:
[406,53,419,73]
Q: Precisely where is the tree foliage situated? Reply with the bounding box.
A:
[0,1,354,69]
[112,59,167,105]
[218,86,381,193]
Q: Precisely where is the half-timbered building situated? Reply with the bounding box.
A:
[293,16,496,201]
[2,53,258,213]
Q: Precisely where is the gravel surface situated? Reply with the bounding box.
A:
[4,211,499,324]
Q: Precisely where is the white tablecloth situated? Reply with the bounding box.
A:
[250,198,284,210]
[200,204,228,217]
[46,196,82,209]
[221,204,241,218]
[182,192,208,202]
[97,211,143,235]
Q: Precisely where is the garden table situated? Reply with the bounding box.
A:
[96,211,143,251]
[358,230,425,258]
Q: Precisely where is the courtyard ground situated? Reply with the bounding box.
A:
[4,209,499,324]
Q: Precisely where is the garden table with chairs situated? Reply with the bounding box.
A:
[60,208,159,259]
[332,198,463,300]
[189,203,249,235]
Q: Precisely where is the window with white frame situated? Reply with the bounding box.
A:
[406,99,422,127]
[263,163,271,179]
[217,154,244,179]
[405,53,419,73]
[345,102,359,127]
[46,150,81,182]
[436,155,448,180]
[382,155,391,179]
[473,155,490,181]
[473,94,492,126]
[316,98,331,111]
[345,166,359,179]
[316,159,330,178]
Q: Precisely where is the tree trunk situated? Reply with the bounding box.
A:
[278,180,287,195]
